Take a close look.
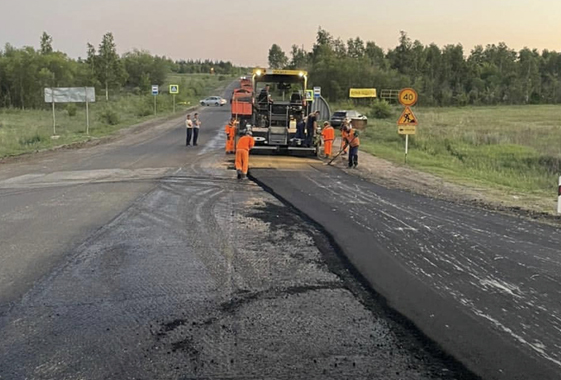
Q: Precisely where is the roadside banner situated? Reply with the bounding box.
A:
[349,88,377,98]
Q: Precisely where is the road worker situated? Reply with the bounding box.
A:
[340,119,350,155]
[344,125,360,168]
[225,117,237,154]
[235,129,255,180]
[306,110,320,147]
[321,121,335,158]
[295,116,306,140]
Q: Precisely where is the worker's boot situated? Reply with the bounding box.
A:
[236,170,242,180]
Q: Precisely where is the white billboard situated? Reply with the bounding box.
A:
[44,87,96,103]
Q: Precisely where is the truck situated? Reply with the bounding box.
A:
[237,68,319,156]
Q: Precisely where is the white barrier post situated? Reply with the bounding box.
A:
[558,176,561,214]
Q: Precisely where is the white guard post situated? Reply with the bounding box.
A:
[558,176,561,214]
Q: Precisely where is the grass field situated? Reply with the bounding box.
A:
[331,103,561,197]
[0,74,234,158]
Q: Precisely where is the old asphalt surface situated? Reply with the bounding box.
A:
[0,81,557,380]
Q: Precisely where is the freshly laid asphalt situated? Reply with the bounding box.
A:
[250,159,561,380]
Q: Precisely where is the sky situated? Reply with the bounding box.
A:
[1,0,560,66]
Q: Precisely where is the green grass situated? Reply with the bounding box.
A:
[331,103,561,196]
[0,74,233,158]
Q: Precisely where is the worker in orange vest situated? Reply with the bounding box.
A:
[321,121,335,158]
[225,117,237,154]
[344,124,360,168]
[340,119,350,156]
[235,129,255,179]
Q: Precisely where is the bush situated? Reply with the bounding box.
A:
[218,75,226,81]
[99,107,120,125]
[66,104,77,117]
[19,132,44,146]
[135,96,155,117]
[369,100,393,119]
[136,106,152,117]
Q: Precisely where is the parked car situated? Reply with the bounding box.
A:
[200,96,227,106]
[330,110,368,127]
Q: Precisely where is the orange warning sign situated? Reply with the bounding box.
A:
[398,88,418,107]
[397,106,418,126]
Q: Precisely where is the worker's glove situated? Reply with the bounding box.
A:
[354,130,360,137]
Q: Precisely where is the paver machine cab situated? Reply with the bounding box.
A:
[248,68,317,155]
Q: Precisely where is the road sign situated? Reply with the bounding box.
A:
[169,85,179,94]
[397,106,418,126]
[152,85,159,96]
[305,90,314,102]
[313,86,321,98]
[398,88,418,107]
[398,125,416,135]
[349,88,377,98]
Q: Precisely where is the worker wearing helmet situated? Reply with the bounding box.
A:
[225,118,237,154]
[344,125,360,168]
[235,129,255,180]
[321,121,335,158]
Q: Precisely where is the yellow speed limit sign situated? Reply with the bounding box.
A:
[398,88,418,107]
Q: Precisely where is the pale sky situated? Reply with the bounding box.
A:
[1,0,560,66]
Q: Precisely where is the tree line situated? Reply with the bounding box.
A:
[268,28,561,106]
[0,32,239,109]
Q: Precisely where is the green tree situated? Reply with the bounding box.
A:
[40,32,53,55]
[268,44,288,69]
[97,32,126,100]
[288,45,308,69]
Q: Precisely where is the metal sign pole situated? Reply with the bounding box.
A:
[85,87,90,135]
[154,95,157,116]
[405,135,409,164]
[51,88,56,136]
[173,94,176,113]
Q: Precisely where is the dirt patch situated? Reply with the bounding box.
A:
[324,138,561,225]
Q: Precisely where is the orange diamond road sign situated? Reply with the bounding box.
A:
[397,106,418,126]
[398,88,418,107]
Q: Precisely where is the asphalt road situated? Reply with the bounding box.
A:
[0,83,477,379]
[250,157,561,380]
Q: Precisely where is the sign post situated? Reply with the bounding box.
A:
[169,85,179,113]
[397,88,419,163]
[85,87,90,135]
[44,87,95,137]
[51,88,56,137]
[152,85,159,115]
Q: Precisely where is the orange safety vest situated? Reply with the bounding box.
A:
[322,126,335,141]
[225,123,235,138]
[236,135,255,151]
[345,129,360,147]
